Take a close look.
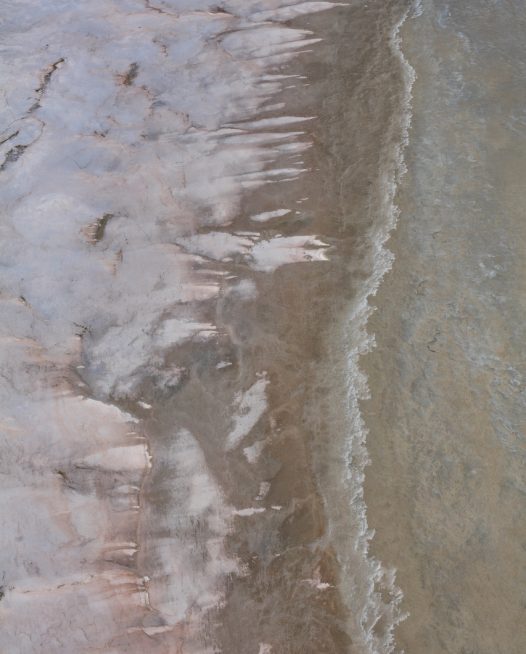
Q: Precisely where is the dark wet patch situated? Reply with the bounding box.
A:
[30,58,65,111]
[83,212,115,244]
[40,58,65,90]
[0,130,19,146]
[0,144,28,171]
[92,212,114,242]
[122,62,139,86]
[73,321,91,337]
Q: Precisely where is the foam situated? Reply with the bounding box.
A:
[325,3,419,652]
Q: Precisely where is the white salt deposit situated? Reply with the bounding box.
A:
[228,278,258,300]
[251,209,291,222]
[251,2,343,22]
[177,232,255,261]
[256,481,271,501]
[234,507,266,517]
[243,441,266,463]
[250,235,330,272]
[0,0,339,650]
[226,375,269,450]
[142,429,238,633]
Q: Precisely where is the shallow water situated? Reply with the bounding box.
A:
[364,2,526,652]
[0,1,524,653]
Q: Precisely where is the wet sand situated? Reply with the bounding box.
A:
[363,2,526,653]
[201,3,413,651]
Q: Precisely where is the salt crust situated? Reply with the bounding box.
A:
[0,1,339,651]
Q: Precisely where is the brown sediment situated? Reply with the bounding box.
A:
[167,2,412,652]
[363,2,526,653]
[121,62,140,86]
[82,212,115,243]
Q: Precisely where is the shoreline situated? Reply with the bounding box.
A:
[210,2,416,651]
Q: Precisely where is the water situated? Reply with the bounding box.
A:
[1,1,524,653]
[364,2,526,652]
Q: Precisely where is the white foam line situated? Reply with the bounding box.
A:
[334,3,420,653]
